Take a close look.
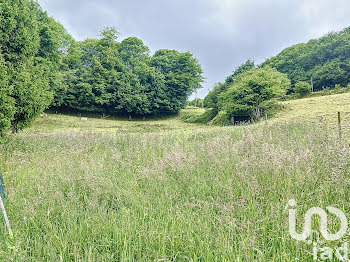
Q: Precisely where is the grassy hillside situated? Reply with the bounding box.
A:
[0,99,350,260]
[274,92,350,125]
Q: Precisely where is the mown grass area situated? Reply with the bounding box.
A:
[0,104,350,261]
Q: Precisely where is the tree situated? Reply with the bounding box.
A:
[0,0,40,65]
[60,31,204,116]
[203,60,255,109]
[118,37,150,68]
[0,59,14,136]
[151,49,203,113]
[225,59,255,86]
[0,0,61,134]
[10,58,53,131]
[203,83,226,109]
[188,98,204,107]
[218,66,290,119]
[294,81,311,97]
[262,27,350,91]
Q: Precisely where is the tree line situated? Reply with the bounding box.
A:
[194,27,350,125]
[262,27,350,91]
[0,0,203,136]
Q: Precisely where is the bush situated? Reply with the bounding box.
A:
[0,0,62,134]
[0,61,14,136]
[218,66,290,118]
[211,111,231,126]
[259,100,281,118]
[10,59,53,132]
[294,82,311,97]
[182,108,217,124]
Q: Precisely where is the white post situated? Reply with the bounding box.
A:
[0,195,12,238]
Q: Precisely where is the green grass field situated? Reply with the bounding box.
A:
[0,95,350,261]
[274,92,350,125]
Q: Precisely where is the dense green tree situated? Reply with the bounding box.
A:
[203,83,226,109]
[263,27,350,91]
[0,0,64,134]
[10,58,53,131]
[151,49,203,113]
[188,98,204,108]
[0,0,40,65]
[218,67,290,119]
[225,59,255,86]
[294,81,311,97]
[204,60,255,109]
[35,5,73,108]
[62,31,151,115]
[61,38,204,116]
[0,59,13,136]
[118,37,150,68]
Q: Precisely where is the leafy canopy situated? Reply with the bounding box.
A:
[204,60,255,109]
[218,66,290,117]
[263,28,350,91]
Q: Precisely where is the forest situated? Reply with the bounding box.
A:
[1,0,350,135]
[0,0,203,136]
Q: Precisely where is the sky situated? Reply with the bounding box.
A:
[38,0,350,98]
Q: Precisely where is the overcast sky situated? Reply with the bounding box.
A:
[38,0,350,98]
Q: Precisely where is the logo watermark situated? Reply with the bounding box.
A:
[287,199,348,261]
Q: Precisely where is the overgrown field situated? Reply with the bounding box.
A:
[0,110,350,261]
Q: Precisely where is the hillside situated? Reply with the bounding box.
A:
[273,92,350,125]
[1,98,350,260]
[262,27,350,91]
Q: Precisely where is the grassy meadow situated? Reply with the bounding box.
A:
[274,92,350,125]
[0,98,350,261]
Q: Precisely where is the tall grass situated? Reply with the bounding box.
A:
[0,114,349,261]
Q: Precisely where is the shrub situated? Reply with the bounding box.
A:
[259,100,281,118]
[294,81,311,97]
[0,61,14,136]
[183,108,217,124]
[218,66,290,119]
[211,111,231,126]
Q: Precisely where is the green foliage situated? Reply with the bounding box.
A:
[218,67,290,120]
[10,59,53,131]
[188,98,204,108]
[210,111,231,126]
[263,27,350,91]
[60,37,203,116]
[204,60,255,109]
[0,0,64,135]
[203,83,227,109]
[182,108,217,124]
[0,59,14,136]
[259,100,281,117]
[294,81,311,96]
[224,59,255,86]
[151,49,204,114]
[0,0,40,65]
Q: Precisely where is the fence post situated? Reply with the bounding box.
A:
[338,112,342,142]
